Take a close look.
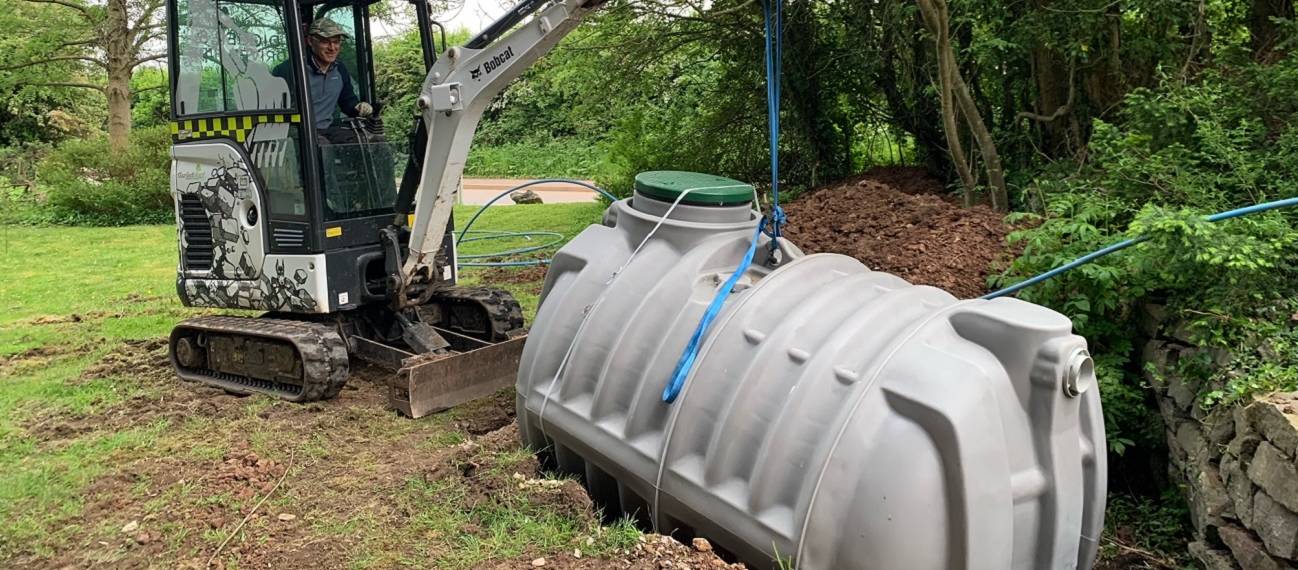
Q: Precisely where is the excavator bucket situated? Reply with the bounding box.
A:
[388,336,528,418]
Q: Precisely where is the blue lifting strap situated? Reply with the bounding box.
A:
[663,0,785,404]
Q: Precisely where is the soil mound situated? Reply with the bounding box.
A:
[782,170,1014,299]
[857,165,947,197]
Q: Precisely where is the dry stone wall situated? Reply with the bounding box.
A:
[1146,319,1298,569]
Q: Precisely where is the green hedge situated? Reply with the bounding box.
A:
[465,138,600,180]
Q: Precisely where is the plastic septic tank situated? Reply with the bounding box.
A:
[516,171,1107,570]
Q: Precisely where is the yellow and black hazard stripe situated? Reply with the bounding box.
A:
[171,114,302,144]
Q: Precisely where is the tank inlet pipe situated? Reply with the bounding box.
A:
[983,195,1298,300]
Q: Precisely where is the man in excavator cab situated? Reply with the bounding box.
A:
[274,15,394,219]
[274,18,375,145]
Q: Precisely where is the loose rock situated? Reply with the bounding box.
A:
[1219,525,1286,570]
[1252,491,1298,559]
[511,189,544,205]
[1249,442,1298,514]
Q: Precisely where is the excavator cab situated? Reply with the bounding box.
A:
[166,0,443,314]
[165,0,527,412]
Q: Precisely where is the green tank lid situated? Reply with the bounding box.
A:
[634,171,754,206]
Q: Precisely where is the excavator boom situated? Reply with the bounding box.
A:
[399,0,604,290]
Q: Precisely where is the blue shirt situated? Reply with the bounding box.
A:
[308,58,345,129]
[272,57,361,129]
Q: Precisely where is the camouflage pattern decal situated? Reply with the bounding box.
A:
[173,142,328,314]
[178,256,325,313]
[174,144,265,280]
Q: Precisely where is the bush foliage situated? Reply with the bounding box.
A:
[993,53,1298,453]
[5,126,172,226]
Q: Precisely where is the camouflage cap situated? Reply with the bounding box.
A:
[308,18,348,39]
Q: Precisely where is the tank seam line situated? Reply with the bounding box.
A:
[744,273,911,517]
[706,272,868,501]
[538,190,723,486]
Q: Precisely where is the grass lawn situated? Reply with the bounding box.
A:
[0,202,653,568]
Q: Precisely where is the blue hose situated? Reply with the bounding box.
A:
[983,195,1298,300]
[455,179,616,268]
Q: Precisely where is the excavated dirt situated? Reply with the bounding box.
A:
[856,165,949,197]
[474,264,549,286]
[79,337,173,383]
[0,343,81,377]
[783,167,1016,299]
[24,311,123,325]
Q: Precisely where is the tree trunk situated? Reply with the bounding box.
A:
[1025,0,1075,156]
[105,68,132,151]
[10,0,163,149]
[951,65,1008,211]
[104,0,133,151]
[918,0,1009,211]
[1030,47,1072,155]
[917,0,976,202]
[937,42,977,201]
[1082,3,1125,121]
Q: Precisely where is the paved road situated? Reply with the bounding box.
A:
[460,178,600,206]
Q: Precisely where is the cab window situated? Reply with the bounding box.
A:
[173,0,294,115]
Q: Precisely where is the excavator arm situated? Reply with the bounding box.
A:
[397,0,606,295]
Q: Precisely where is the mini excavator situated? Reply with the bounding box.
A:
[165,0,604,416]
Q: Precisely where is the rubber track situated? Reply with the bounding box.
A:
[428,286,525,339]
[170,316,350,403]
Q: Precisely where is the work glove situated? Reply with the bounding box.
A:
[356,102,373,117]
